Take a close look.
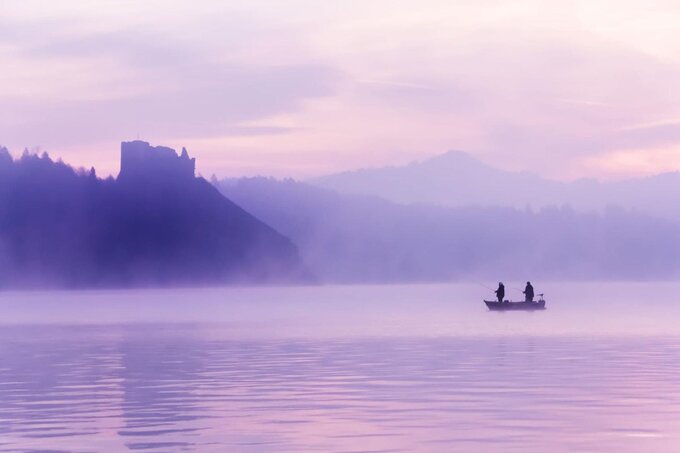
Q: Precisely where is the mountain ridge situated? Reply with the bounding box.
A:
[309,150,680,220]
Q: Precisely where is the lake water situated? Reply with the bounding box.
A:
[1,283,680,452]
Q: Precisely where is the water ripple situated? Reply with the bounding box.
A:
[1,326,680,451]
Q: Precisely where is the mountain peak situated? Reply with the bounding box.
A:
[310,148,547,206]
[435,149,478,161]
[419,150,491,170]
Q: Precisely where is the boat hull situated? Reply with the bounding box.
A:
[484,300,546,311]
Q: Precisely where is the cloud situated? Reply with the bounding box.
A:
[0,22,342,148]
[349,34,680,174]
[4,0,680,179]
[355,79,475,113]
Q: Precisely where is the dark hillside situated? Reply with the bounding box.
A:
[0,142,304,288]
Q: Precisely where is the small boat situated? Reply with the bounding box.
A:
[484,296,546,311]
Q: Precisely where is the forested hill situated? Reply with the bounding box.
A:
[218,177,680,282]
[0,142,305,288]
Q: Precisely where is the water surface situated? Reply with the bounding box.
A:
[1,283,679,452]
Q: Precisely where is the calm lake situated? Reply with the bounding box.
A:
[1,283,680,452]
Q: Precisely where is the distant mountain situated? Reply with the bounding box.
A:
[310,150,680,220]
[0,141,305,288]
[216,177,680,282]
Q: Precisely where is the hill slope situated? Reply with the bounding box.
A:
[0,142,304,288]
[217,177,680,282]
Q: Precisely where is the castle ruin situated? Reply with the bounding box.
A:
[118,140,196,180]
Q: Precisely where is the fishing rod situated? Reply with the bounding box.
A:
[478,283,496,292]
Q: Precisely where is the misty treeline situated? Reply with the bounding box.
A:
[0,148,302,288]
[218,177,680,282]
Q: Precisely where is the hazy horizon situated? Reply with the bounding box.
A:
[6,142,680,184]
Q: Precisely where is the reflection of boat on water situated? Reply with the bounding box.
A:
[484,295,546,311]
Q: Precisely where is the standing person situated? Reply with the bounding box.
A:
[523,281,534,302]
[495,282,505,303]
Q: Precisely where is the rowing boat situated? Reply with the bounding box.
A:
[484,299,546,311]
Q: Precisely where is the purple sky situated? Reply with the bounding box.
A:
[2,0,680,180]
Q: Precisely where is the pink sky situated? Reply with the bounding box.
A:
[3,0,680,180]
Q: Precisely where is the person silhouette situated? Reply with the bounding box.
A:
[523,281,534,302]
[495,282,505,303]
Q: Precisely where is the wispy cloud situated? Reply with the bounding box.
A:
[0,17,342,148]
[3,0,680,179]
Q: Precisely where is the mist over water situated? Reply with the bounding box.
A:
[1,283,680,452]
